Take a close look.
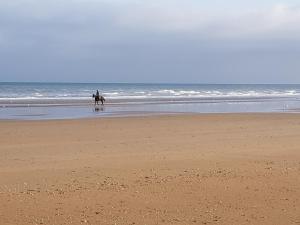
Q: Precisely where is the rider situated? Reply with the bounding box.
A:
[93,90,100,105]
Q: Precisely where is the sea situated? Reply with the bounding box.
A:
[1,82,300,120]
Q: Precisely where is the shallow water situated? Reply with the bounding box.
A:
[1,98,299,120]
[1,83,300,102]
[1,83,300,120]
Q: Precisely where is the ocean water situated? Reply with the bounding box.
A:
[1,82,300,119]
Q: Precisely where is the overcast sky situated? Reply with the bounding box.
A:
[1,0,300,83]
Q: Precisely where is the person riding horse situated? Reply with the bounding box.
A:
[93,90,105,105]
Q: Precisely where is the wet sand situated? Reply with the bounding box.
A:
[0,114,300,225]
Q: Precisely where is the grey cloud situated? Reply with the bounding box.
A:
[1,1,300,46]
[1,1,300,83]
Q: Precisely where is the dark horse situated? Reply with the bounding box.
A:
[93,93,105,105]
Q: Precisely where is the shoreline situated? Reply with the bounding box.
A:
[0,95,297,106]
[1,98,299,120]
[1,110,299,122]
[0,111,299,122]
[1,110,300,122]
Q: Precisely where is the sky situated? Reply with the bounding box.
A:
[1,0,300,83]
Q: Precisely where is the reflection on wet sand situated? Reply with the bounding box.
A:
[1,99,300,120]
[94,106,105,112]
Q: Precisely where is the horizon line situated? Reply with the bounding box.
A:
[1,81,300,85]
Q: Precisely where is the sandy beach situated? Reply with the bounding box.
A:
[0,114,300,225]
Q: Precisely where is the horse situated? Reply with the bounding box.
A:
[93,94,105,105]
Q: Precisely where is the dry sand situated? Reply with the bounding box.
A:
[0,114,300,225]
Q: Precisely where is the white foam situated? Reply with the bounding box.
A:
[1,84,300,104]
